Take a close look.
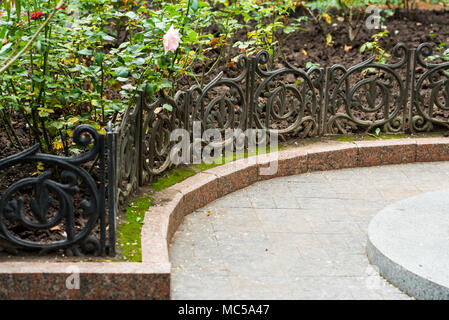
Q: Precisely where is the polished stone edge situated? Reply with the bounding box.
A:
[366,189,449,300]
[1,137,448,299]
[367,238,449,300]
[0,261,171,300]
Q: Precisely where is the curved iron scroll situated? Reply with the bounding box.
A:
[0,125,115,256]
[411,43,449,132]
[252,50,323,138]
[325,43,410,134]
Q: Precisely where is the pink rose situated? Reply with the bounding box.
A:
[163,25,180,55]
[2,38,7,45]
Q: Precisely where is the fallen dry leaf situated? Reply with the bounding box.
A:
[344,45,353,52]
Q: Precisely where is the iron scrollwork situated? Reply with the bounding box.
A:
[252,50,323,138]
[325,43,410,134]
[412,43,449,132]
[0,125,114,256]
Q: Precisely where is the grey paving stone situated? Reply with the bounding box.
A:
[168,162,447,300]
[288,183,339,199]
[255,209,314,233]
[296,197,346,210]
[171,273,235,300]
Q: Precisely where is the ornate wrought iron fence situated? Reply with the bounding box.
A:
[112,42,449,204]
[0,125,116,256]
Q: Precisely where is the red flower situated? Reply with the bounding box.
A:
[30,11,44,20]
[59,6,66,10]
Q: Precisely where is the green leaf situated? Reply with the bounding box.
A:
[159,78,172,89]
[0,42,12,54]
[122,83,136,91]
[134,58,145,66]
[102,34,115,42]
[114,66,130,78]
[125,11,138,20]
[94,51,104,65]
[187,30,198,42]
[360,44,366,53]
[78,49,92,56]
[163,104,173,112]
[31,76,44,83]
[191,0,199,12]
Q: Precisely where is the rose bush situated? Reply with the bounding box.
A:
[4,0,420,154]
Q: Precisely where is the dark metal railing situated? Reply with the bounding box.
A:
[0,125,116,256]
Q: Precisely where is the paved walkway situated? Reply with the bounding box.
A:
[170,161,449,299]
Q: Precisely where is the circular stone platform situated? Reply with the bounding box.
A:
[367,189,449,300]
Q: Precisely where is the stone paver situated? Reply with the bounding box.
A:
[170,161,449,299]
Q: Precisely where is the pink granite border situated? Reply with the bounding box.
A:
[1,137,448,299]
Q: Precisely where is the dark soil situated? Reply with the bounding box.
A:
[187,8,449,83]
[282,8,449,69]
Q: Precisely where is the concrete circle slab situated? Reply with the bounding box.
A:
[367,189,449,300]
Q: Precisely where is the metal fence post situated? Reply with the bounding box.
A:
[137,90,144,186]
[107,122,116,256]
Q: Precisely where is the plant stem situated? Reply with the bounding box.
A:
[0,0,66,75]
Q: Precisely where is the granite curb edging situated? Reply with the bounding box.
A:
[1,137,448,299]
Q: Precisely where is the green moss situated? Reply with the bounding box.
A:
[423,131,445,137]
[150,145,284,192]
[192,145,284,171]
[334,132,440,142]
[117,195,153,262]
[335,136,360,142]
[365,133,410,140]
[194,162,221,171]
[151,167,197,192]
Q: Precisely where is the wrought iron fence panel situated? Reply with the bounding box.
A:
[0,125,115,256]
[189,55,251,137]
[324,43,411,134]
[411,43,449,132]
[140,90,187,184]
[252,50,324,138]
[114,98,142,205]
[98,42,449,259]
